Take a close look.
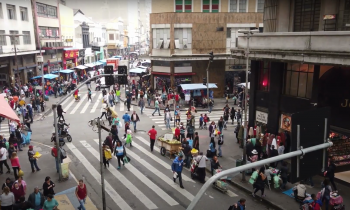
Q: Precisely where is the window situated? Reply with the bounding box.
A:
[285,63,314,98]
[22,31,31,44]
[293,0,321,32]
[152,28,170,49]
[202,0,219,13]
[341,0,350,30]
[0,30,6,46]
[20,7,28,21]
[109,34,114,40]
[263,0,278,32]
[9,31,19,45]
[227,28,231,38]
[38,27,59,38]
[7,4,16,20]
[229,0,246,12]
[175,0,192,12]
[174,28,192,49]
[0,3,3,19]
[257,0,265,12]
[258,62,270,91]
[36,3,57,18]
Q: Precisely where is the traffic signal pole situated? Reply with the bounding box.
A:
[186,140,333,210]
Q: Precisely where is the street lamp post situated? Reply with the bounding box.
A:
[38,34,45,96]
[237,29,259,181]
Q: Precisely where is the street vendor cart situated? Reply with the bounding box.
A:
[157,134,182,158]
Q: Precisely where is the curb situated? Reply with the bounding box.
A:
[120,98,224,112]
[227,179,285,210]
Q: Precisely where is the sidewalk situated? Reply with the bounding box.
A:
[199,135,350,210]
[119,87,242,111]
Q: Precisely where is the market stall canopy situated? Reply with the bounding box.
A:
[75,65,88,70]
[238,82,250,89]
[84,63,97,68]
[0,95,20,124]
[43,74,58,80]
[51,69,75,74]
[180,83,218,90]
[31,75,42,80]
[129,68,147,74]
[99,59,107,64]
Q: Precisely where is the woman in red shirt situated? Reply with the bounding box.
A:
[174,126,180,140]
[10,152,20,180]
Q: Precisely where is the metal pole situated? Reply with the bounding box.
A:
[206,61,210,112]
[186,141,334,210]
[40,36,45,96]
[322,118,328,171]
[53,106,63,181]
[13,37,19,86]
[97,117,106,210]
[242,32,250,181]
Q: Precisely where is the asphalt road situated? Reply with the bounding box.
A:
[27,84,276,210]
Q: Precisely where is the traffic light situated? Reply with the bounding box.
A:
[118,66,128,85]
[209,51,214,62]
[203,77,207,85]
[104,66,114,86]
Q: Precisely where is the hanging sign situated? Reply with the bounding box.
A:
[256,111,268,124]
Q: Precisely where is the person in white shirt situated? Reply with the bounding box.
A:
[23,85,28,97]
[0,144,10,174]
[195,152,208,183]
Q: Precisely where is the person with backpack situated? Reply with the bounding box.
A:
[228,198,246,210]
[217,132,224,157]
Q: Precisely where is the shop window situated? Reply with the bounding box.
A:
[258,62,270,91]
[174,28,192,49]
[9,30,19,45]
[285,63,314,98]
[175,0,192,12]
[293,0,321,32]
[202,0,219,13]
[152,28,170,49]
[257,0,265,12]
[0,30,6,46]
[7,4,16,20]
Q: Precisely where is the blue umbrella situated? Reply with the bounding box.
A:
[31,75,42,80]
[43,74,58,80]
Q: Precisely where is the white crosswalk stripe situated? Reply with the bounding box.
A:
[64,134,238,210]
[0,122,10,138]
[80,93,96,113]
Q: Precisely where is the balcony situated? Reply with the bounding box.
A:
[231,31,350,66]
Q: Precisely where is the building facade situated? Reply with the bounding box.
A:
[231,0,350,178]
[150,0,264,97]
[0,0,41,85]
[32,0,66,73]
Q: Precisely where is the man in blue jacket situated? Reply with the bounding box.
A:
[171,154,185,189]
[122,112,130,124]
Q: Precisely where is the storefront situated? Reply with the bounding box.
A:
[63,49,79,69]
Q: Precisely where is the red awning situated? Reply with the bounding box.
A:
[0,95,20,124]
[151,72,171,76]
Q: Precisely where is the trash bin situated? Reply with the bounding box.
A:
[61,162,70,179]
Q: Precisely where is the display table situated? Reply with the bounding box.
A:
[316,192,343,206]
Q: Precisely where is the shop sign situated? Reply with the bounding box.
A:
[64,50,78,59]
[256,111,268,124]
[65,39,73,42]
[91,46,100,52]
[280,114,291,131]
[323,14,336,20]
[79,49,85,57]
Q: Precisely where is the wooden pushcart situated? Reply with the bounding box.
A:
[157,134,182,159]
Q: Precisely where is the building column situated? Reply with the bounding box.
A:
[8,57,15,85]
[248,60,260,128]
[266,62,285,134]
[311,65,320,104]
[170,61,175,88]
[23,69,28,84]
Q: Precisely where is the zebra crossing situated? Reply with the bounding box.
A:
[65,135,238,210]
[0,121,10,139]
[47,93,133,117]
[141,108,248,130]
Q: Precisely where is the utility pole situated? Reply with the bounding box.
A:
[97,117,106,210]
[207,52,214,111]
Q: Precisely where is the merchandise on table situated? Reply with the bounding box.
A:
[329,133,350,167]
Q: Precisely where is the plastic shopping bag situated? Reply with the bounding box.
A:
[33,151,42,159]
[18,169,24,177]
[105,149,112,160]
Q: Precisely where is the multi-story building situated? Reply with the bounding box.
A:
[106,22,121,57]
[139,0,152,52]
[0,0,41,85]
[150,0,264,97]
[32,0,66,73]
[231,0,350,178]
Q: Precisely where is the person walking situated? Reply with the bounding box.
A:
[217,132,224,157]
[28,187,45,210]
[130,111,140,132]
[114,141,126,170]
[164,111,172,130]
[87,88,92,102]
[148,126,157,152]
[26,104,33,123]
[42,194,58,210]
[28,145,40,173]
[152,100,161,116]
[122,112,131,125]
[102,144,110,168]
[0,186,15,210]
[208,99,213,113]
[108,92,114,107]
[126,95,131,111]
[75,179,87,210]
[195,152,208,183]
[278,161,289,190]
[171,154,185,189]
[252,167,267,199]
[321,179,332,210]
[138,98,145,114]
[100,102,108,120]
[236,110,242,124]
[218,117,224,133]
[0,144,11,174]
[211,155,222,176]
[230,108,236,124]
[12,182,25,203]
[228,198,246,210]
[43,176,55,198]
[57,105,65,122]
[324,161,337,192]
[10,152,20,180]
[193,132,199,151]
[2,178,13,191]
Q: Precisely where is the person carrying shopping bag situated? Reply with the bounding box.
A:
[28,145,40,173]
[125,129,133,147]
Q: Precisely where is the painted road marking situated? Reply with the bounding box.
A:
[81,141,158,210]
[90,94,102,113]
[66,143,132,210]
[69,94,88,114]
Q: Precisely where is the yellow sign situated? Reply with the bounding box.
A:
[65,39,73,42]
